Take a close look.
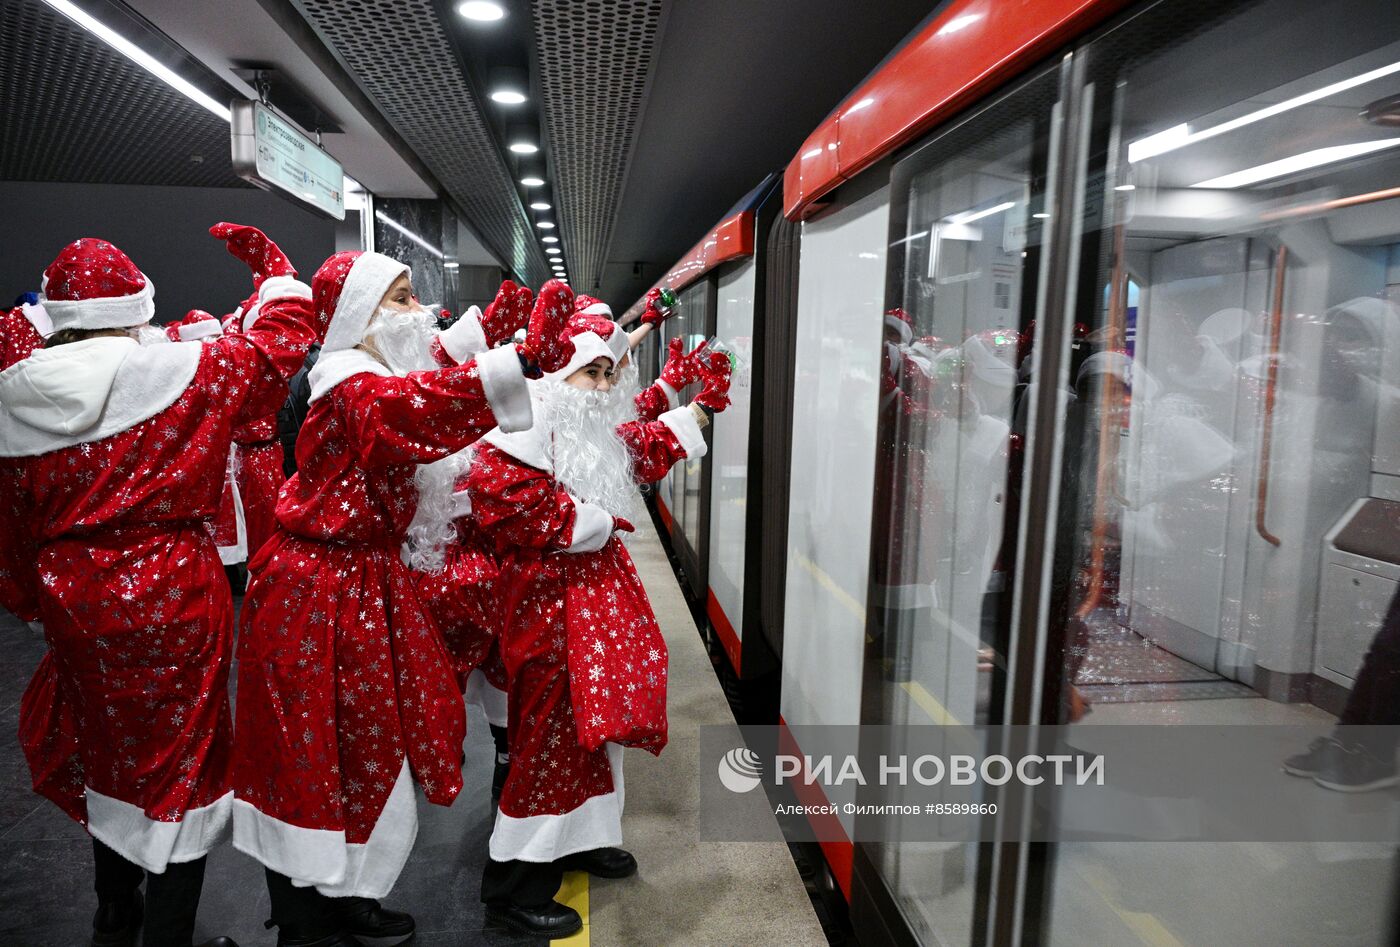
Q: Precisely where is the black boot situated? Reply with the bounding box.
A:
[332,896,414,941]
[489,724,510,801]
[484,900,582,938]
[91,889,144,947]
[91,839,145,947]
[559,847,638,878]
[265,869,365,947]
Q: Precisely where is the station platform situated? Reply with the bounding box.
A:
[0,526,825,946]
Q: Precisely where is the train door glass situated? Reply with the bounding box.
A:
[676,279,712,552]
[860,65,1062,945]
[1040,0,1400,942]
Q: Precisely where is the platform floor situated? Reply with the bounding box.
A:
[0,526,825,946]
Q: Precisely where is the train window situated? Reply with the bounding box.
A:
[1040,0,1400,942]
[860,63,1065,944]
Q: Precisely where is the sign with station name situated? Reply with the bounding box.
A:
[231,100,345,220]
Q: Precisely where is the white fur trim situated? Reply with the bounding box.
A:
[217,446,248,565]
[307,347,393,403]
[247,276,312,330]
[482,423,550,472]
[177,320,222,342]
[546,330,615,382]
[659,406,707,459]
[464,668,508,728]
[449,488,473,520]
[566,500,614,553]
[0,337,201,457]
[605,325,629,365]
[476,344,532,433]
[884,313,913,344]
[87,787,232,873]
[489,744,624,863]
[322,253,410,353]
[233,758,419,898]
[43,274,155,332]
[21,302,52,337]
[656,380,679,409]
[580,301,613,318]
[438,306,488,364]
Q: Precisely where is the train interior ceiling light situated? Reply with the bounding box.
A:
[1128,57,1400,162]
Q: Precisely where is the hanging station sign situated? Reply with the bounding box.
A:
[231,100,345,220]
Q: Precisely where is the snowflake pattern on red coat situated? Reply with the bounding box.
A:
[232,358,508,844]
[227,305,288,561]
[468,416,687,819]
[0,297,315,832]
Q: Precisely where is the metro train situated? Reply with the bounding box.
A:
[617,0,1400,942]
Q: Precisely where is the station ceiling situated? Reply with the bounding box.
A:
[1,0,939,306]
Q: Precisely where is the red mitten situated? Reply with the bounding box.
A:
[658,336,708,391]
[481,280,534,347]
[692,350,733,411]
[613,517,636,534]
[209,223,297,289]
[640,287,674,327]
[520,279,575,374]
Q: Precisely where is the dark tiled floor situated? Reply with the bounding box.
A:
[0,606,543,947]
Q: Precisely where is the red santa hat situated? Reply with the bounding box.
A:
[40,238,155,333]
[548,311,630,381]
[164,309,223,342]
[574,294,614,320]
[312,250,411,352]
[884,307,914,344]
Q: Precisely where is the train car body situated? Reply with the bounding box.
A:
[625,0,1400,941]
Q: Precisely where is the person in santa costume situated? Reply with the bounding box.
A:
[162,310,252,572]
[411,289,700,805]
[0,227,317,947]
[230,254,574,947]
[466,310,731,937]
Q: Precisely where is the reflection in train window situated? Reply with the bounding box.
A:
[863,64,1063,946]
[1043,0,1400,942]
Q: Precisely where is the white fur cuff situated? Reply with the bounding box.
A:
[660,405,707,459]
[438,306,488,363]
[566,500,614,553]
[247,276,312,330]
[657,380,679,409]
[476,345,531,433]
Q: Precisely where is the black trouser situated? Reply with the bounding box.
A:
[265,869,339,939]
[1337,588,1400,755]
[481,858,564,909]
[92,839,207,947]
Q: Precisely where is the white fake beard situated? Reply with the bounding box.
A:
[535,380,642,524]
[404,445,474,573]
[363,307,439,375]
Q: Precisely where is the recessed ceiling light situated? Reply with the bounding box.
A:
[509,142,539,154]
[490,89,527,105]
[520,176,545,187]
[541,235,559,243]
[546,248,562,255]
[530,201,552,210]
[458,1,505,22]
[536,221,556,229]
[1114,184,1136,191]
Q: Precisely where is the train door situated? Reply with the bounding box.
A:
[658,276,717,588]
[852,60,1064,947]
[1029,0,1400,941]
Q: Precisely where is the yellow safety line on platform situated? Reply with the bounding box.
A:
[550,870,590,946]
[899,679,961,727]
[795,553,866,623]
[1082,866,1184,947]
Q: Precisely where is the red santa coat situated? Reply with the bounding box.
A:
[225,294,287,562]
[467,402,705,863]
[230,252,533,898]
[0,287,315,873]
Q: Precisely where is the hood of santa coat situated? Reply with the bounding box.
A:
[0,336,138,434]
